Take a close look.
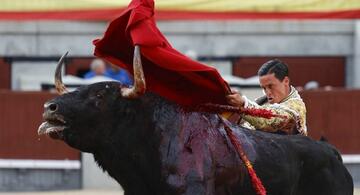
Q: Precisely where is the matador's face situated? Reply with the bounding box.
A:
[259,73,290,104]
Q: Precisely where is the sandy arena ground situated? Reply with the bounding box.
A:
[0,188,359,195]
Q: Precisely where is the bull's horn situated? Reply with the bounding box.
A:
[121,45,146,98]
[54,51,69,95]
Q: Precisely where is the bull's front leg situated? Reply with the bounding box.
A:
[163,142,215,195]
[164,171,215,195]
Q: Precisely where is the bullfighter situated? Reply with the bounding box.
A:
[226,59,307,135]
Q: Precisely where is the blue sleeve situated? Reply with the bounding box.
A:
[84,71,95,79]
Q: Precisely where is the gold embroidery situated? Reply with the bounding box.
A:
[242,86,307,135]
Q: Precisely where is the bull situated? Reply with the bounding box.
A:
[38,46,353,195]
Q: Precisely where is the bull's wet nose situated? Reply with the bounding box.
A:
[44,102,58,113]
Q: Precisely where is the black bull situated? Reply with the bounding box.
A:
[39,81,353,195]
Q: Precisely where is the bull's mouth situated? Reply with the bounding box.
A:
[38,114,67,140]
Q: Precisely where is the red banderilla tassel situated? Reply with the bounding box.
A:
[199,103,287,119]
[223,123,267,195]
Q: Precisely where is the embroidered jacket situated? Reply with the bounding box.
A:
[240,86,307,135]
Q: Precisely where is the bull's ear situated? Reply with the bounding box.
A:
[121,45,146,98]
[54,51,69,95]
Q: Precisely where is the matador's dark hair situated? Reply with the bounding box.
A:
[257,59,289,81]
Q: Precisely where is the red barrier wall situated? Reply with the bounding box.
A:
[301,89,360,154]
[0,91,79,160]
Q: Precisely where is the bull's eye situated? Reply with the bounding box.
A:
[96,94,104,99]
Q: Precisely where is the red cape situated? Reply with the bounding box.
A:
[93,0,230,106]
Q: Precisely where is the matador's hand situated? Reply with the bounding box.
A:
[226,89,245,108]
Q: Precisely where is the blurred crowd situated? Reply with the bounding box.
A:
[84,58,133,86]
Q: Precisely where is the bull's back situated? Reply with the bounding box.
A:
[295,138,354,195]
[223,129,354,195]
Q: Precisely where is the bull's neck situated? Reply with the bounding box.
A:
[92,93,175,194]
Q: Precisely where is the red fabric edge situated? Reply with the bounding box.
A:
[0,8,359,20]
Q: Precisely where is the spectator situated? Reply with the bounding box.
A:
[304,81,319,90]
[84,58,107,79]
[105,64,133,86]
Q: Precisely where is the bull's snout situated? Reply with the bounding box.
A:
[38,101,66,139]
[44,102,58,113]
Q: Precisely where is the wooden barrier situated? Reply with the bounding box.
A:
[0,91,79,160]
[301,89,360,154]
[233,57,345,87]
[0,59,11,89]
[0,89,358,160]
